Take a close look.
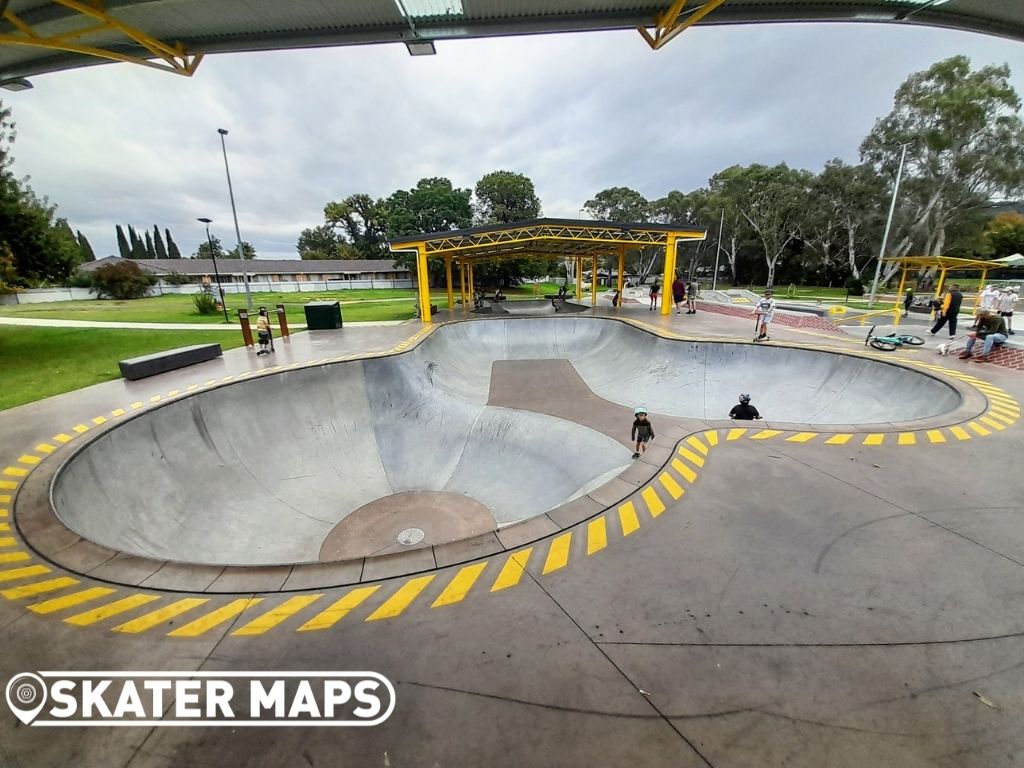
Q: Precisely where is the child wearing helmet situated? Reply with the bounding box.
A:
[753,290,776,341]
[631,407,655,459]
[729,393,761,420]
[256,306,274,356]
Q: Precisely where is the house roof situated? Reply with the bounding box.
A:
[2,1,1021,81]
[79,257,408,275]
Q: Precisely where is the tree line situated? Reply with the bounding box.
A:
[300,56,1024,289]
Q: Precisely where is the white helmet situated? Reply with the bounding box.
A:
[634,407,648,416]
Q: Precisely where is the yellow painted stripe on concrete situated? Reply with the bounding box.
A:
[113,598,209,634]
[618,502,641,536]
[988,402,1018,414]
[987,411,1015,425]
[0,552,30,564]
[949,426,971,441]
[232,595,322,635]
[671,458,697,483]
[0,511,7,520]
[53,433,72,444]
[35,443,56,455]
[703,430,719,447]
[186,384,199,391]
[0,481,17,491]
[786,432,817,443]
[991,406,1020,419]
[491,549,533,592]
[91,416,107,426]
[72,424,89,434]
[2,467,27,478]
[0,494,9,502]
[0,537,17,547]
[825,434,853,445]
[0,523,7,531]
[1,577,78,599]
[542,533,572,575]
[64,594,160,626]
[750,429,783,440]
[167,389,181,397]
[149,395,162,403]
[968,421,991,437]
[168,598,263,637]
[17,455,40,466]
[0,565,49,582]
[897,433,917,446]
[979,416,1005,431]
[686,436,709,455]
[111,408,125,417]
[727,428,748,441]
[30,587,117,615]
[926,430,947,444]
[432,563,488,608]
[641,486,666,517]
[586,517,607,556]
[297,587,380,631]
[130,402,143,410]
[658,472,684,500]
[677,447,705,468]
[365,576,435,621]
[863,434,885,446]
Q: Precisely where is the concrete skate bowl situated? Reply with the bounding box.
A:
[50,317,963,574]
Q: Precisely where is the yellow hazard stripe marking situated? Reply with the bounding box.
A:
[542,533,572,575]
[298,586,380,631]
[967,421,991,437]
[17,455,40,466]
[979,416,1004,431]
[658,472,684,500]
[53,433,73,444]
[167,598,263,637]
[863,433,885,446]
[365,576,434,621]
[64,594,160,626]
[750,429,783,440]
[671,458,697,483]
[897,433,916,446]
[642,485,666,518]
[926,430,946,443]
[0,552,30,564]
[72,424,89,434]
[113,598,210,634]
[587,517,607,555]
[727,428,748,441]
[2,467,27,478]
[30,587,117,615]
[703,430,719,447]
[686,436,709,455]
[825,434,853,445]
[35,443,56,454]
[232,594,322,636]
[1,577,78,599]
[491,548,532,592]
[949,426,971,440]
[987,410,1015,425]
[0,481,18,490]
[786,432,817,443]
[677,447,705,468]
[0,537,17,547]
[618,501,640,536]
[432,563,488,608]
[0,565,50,582]
[91,416,107,426]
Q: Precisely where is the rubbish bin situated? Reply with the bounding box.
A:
[304,301,342,330]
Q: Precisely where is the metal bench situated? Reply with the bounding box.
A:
[118,343,223,381]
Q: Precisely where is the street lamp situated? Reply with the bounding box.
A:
[868,141,912,308]
[197,218,230,323]
[217,128,253,310]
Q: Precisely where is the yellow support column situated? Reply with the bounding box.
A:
[660,234,678,316]
[445,256,454,311]
[459,259,467,310]
[468,262,474,302]
[576,259,583,300]
[934,267,948,298]
[616,245,625,309]
[893,266,908,327]
[592,256,598,307]
[416,243,431,324]
[974,268,988,310]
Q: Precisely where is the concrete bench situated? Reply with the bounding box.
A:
[118,344,222,381]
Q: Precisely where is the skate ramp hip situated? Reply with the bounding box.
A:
[52,317,961,568]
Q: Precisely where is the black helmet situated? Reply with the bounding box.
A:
[739,393,751,404]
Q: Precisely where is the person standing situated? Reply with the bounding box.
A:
[753,289,776,341]
[998,286,1018,335]
[671,276,686,314]
[649,280,661,311]
[903,288,914,317]
[929,284,963,337]
[630,407,655,459]
[686,276,698,314]
[255,306,274,356]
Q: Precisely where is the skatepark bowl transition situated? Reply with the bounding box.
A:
[50,317,962,571]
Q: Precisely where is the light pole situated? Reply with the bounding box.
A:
[217,128,253,310]
[197,218,230,323]
[868,141,912,308]
[712,209,725,291]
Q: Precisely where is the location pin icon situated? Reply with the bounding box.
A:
[6,673,47,725]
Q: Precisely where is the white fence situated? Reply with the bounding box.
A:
[0,279,416,305]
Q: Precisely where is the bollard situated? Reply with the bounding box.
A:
[276,303,289,338]
[238,309,254,347]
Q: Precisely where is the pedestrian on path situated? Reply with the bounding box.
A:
[671,276,685,314]
[631,407,655,459]
[649,281,660,311]
[686,276,698,314]
[903,288,913,317]
[753,290,776,341]
[930,284,963,337]
[998,286,1018,335]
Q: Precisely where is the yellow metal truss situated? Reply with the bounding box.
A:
[0,0,203,77]
[638,0,729,50]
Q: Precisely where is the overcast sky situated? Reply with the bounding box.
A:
[6,21,1024,260]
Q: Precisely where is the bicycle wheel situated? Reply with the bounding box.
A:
[869,338,898,351]
[899,335,925,346]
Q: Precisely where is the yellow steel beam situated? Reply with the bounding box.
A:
[0,2,203,77]
[660,234,678,316]
[591,255,598,306]
[616,245,625,309]
[639,0,729,50]
[445,255,454,310]
[416,243,431,324]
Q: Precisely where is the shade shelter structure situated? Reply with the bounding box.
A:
[883,255,1007,325]
[389,218,707,324]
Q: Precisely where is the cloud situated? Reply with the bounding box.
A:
[6,21,1024,259]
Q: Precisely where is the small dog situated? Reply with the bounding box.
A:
[937,342,951,356]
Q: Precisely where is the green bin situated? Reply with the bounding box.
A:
[304,300,343,330]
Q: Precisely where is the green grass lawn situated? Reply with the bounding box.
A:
[0,327,250,411]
